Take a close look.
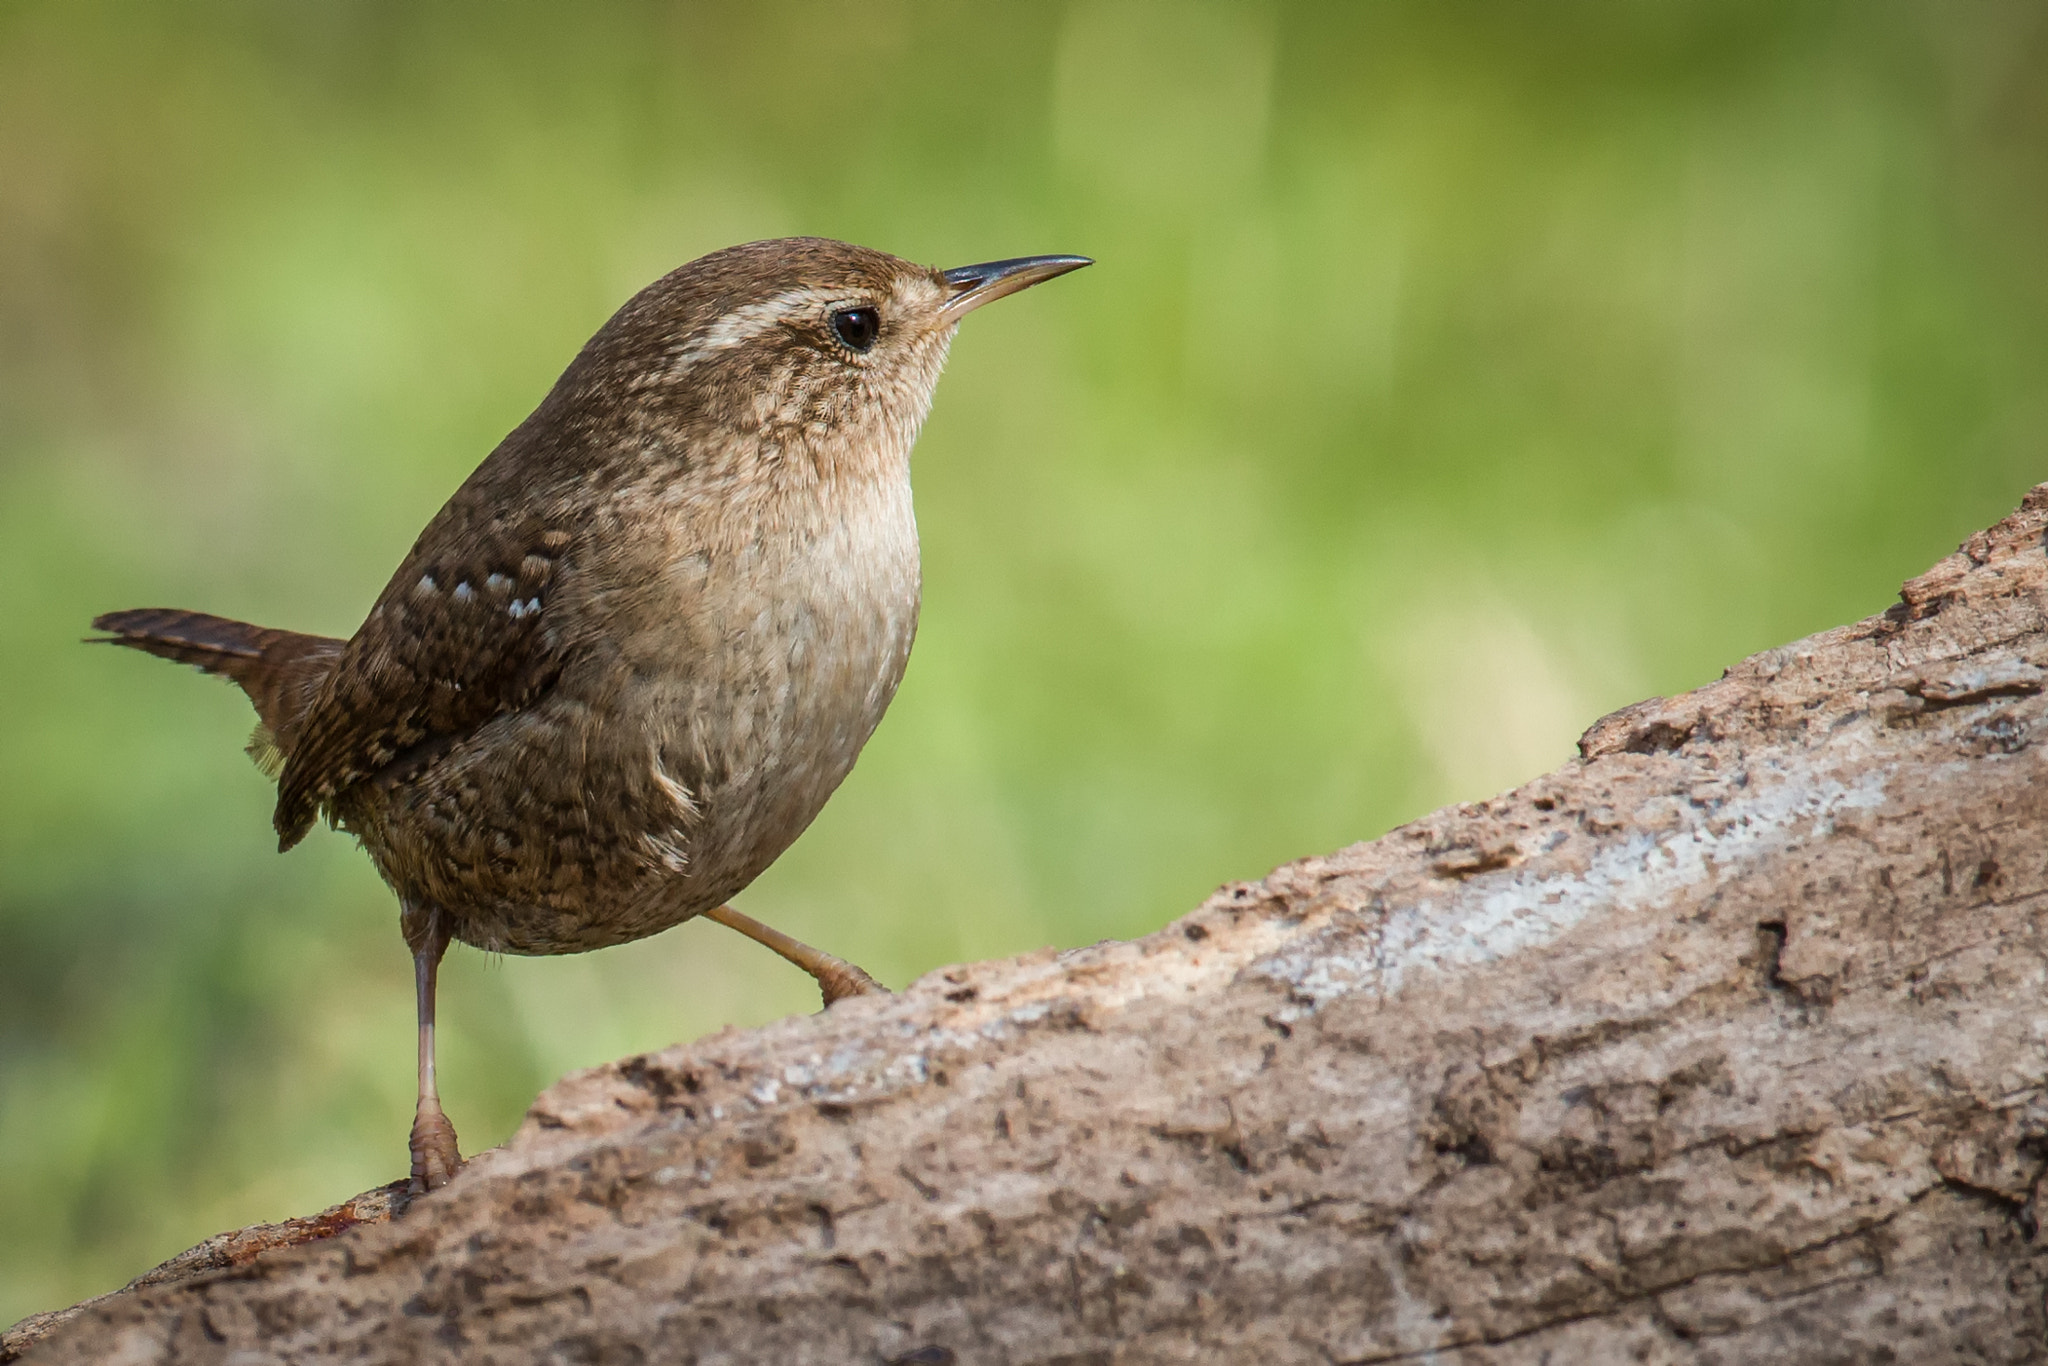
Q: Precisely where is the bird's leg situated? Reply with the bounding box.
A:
[702,903,888,1006]
[402,902,462,1194]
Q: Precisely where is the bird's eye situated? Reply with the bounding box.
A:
[830,306,881,353]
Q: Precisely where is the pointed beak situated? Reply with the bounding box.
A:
[940,254,1092,321]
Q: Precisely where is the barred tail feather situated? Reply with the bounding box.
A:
[90,608,345,770]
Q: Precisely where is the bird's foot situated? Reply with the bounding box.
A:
[699,903,889,1008]
[816,957,889,1007]
[409,1101,463,1194]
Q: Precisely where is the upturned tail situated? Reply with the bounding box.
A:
[90,608,346,776]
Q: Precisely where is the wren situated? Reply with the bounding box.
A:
[91,238,1091,1191]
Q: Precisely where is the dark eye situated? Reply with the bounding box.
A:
[830,306,881,353]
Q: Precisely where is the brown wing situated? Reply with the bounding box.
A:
[274,512,577,849]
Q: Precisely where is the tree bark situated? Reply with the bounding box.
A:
[14,487,2048,1365]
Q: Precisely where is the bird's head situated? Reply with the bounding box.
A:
[548,237,1089,490]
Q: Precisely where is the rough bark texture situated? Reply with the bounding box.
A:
[15,487,2048,1365]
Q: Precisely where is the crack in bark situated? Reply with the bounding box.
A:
[1335,1207,1919,1364]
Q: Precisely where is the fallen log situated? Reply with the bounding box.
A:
[13,486,2048,1365]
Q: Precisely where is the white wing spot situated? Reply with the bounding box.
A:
[486,572,512,593]
[453,582,475,602]
[415,574,438,594]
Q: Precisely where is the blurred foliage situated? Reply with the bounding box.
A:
[3,0,2046,1323]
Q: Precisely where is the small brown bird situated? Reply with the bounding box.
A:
[92,238,1090,1191]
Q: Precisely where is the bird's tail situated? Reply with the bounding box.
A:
[90,608,346,776]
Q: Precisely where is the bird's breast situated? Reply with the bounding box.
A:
[593,470,922,891]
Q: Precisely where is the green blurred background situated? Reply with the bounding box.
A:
[4,0,2045,1322]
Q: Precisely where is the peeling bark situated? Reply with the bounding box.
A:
[14,487,2048,1365]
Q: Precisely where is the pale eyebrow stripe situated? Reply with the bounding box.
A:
[665,287,843,375]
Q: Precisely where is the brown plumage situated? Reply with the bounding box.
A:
[91,237,1089,1191]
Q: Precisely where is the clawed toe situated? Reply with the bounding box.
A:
[409,1103,463,1194]
[817,959,889,1006]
